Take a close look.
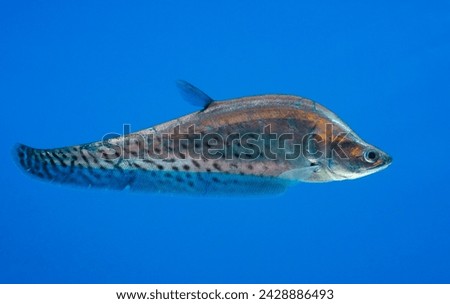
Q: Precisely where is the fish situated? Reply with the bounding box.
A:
[14,80,392,195]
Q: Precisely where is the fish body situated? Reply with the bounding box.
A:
[15,81,392,195]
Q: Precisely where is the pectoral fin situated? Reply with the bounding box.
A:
[278,165,325,182]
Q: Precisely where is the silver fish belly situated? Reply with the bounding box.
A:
[14,81,392,195]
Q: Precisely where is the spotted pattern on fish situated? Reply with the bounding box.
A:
[14,81,392,195]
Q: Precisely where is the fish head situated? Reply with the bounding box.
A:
[323,134,393,181]
[279,133,392,182]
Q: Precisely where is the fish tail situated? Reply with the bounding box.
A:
[15,144,66,181]
[14,143,132,189]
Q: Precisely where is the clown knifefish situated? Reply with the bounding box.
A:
[14,81,392,195]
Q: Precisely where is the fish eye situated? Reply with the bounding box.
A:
[364,150,379,163]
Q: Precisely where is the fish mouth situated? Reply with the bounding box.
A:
[362,152,393,175]
[384,154,393,166]
[376,152,393,169]
[326,152,393,181]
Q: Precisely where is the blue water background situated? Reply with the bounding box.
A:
[1,1,449,283]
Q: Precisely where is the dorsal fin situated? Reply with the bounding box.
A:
[176,80,214,110]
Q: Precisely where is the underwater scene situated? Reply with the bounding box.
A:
[1,1,449,283]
